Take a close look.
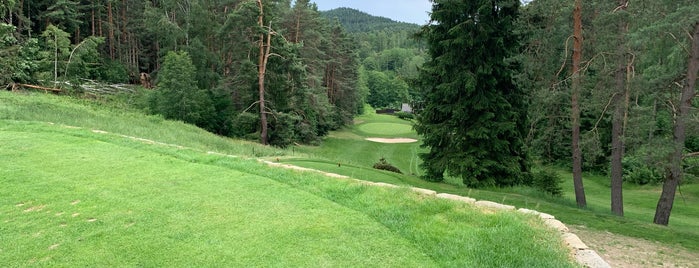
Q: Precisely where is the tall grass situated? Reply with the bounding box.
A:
[0,91,284,157]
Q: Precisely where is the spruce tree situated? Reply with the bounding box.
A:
[415,0,531,187]
[151,51,213,129]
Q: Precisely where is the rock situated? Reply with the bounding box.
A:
[543,218,569,232]
[474,200,515,210]
[538,212,555,220]
[411,187,437,195]
[517,208,540,215]
[575,249,611,268]
[562,232,588,250]
[371,182,399,188]
[436,193,476,203]
[517,208,556,220]
[324,173,349,179]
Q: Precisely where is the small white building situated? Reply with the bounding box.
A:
[401,103,412,113]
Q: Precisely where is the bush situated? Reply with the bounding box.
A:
[687,136,699,152]
[622,156,663,185]
[268,112,299,148]
[294,120,320,145]
[98,60,129,84]
[394,111,414,120]
[230,112,259,138]
[533,169,563,196]
[685,156,699,183]
[373,158,402,174]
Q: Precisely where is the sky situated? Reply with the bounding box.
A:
[310,0,433,25]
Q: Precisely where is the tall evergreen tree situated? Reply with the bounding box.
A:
[571,0,587,208]
[151,50,214,128]
[415,0,531,187]
[609,0,630,217]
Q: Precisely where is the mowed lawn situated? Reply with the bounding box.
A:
[0,96,575,267]
[293,111,424,176]
[286,106,699,252]
[1,123,434,266]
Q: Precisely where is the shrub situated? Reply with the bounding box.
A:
[395,111,414,120]
[685,156,699,183]
[294,120,320,145]
[150,51,215,129]
[268,112,299,148]
[533,169,563,196]
[622,156,663,185]
[98,60,129,84]
[373,158,402,174]
[230,112,259,138]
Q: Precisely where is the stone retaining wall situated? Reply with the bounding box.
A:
[261,160,611,268]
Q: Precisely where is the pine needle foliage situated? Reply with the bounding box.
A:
[150,51,214,129]
[415,0,531,187]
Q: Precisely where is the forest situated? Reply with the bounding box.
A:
[1,0,364,147]
[1,0,698,225]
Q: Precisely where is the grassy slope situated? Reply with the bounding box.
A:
[289,108,699,252]
[0,91,284,157]
[0,91,574,267]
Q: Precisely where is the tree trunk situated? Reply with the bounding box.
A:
[610,94,625,216]
[25,0,32,38]
[91,0,96,36]
[295,14,300,43]
[121,0,128,67]
[107,0,115,60]
[654,22,699,225]
[571,0,587,208]
[53,32,58,84]
[610,0,629,217]
[257,0,269,145]
[98,0,103,37]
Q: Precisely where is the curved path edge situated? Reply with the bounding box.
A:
[260,160,611,268]
[83,125,606,268]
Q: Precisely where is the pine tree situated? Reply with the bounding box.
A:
[571,0,587,208]
[415,0,531,187]
[151,50,213,128]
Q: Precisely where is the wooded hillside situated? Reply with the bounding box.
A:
[1,0,361,147]
[322,7,427,112]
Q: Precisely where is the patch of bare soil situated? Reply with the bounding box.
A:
[365,137,418,143]
[570,225,699,268]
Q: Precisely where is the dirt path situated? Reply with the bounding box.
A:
[570,225,699,268]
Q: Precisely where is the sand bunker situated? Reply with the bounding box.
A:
[365,137,418,144]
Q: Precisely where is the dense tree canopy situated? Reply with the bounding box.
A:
[520,0,699,224]
[322,8,426,111]
[1,0,362,145]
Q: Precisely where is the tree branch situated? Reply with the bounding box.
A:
[589,92,619,134]
[667,32,690,55]
[555,35,574,78]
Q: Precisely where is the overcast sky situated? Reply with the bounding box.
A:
[310,0,433,25]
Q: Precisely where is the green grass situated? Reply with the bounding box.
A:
[0,91,284,158]
[357,122,416,137]
[294,112,423,175]
[0,91,576,266]
[283,159,410,185]
[287,107,699,252]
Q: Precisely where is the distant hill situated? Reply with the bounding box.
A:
[321,7,421,33]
